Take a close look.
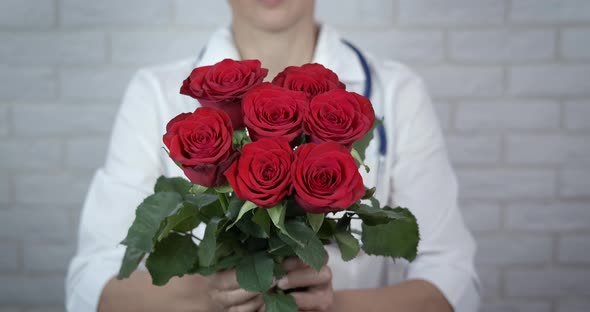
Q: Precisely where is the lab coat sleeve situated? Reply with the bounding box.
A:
[65,70,165,312]
[388,68,480,311]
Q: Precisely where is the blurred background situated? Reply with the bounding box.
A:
[0,0,589,311]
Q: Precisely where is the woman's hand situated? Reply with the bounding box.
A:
[276,257,334,312]
[208,269,265,312]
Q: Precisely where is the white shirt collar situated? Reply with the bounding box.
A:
[196,25,365,84]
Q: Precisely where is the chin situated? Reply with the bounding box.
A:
[229,0,315,32]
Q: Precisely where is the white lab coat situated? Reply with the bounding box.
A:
[66,25,480,311]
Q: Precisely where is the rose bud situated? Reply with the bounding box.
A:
[242,83,309,144]
[224,138,293,208]
[163,107,238,187]
[180,59,268,129]
[272,63,345,99]
[304,89,375,149]
[292,142,365,213]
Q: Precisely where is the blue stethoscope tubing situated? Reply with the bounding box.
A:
[194,39,388,161]
[341,40,387,158]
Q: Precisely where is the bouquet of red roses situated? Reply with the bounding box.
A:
[117,59,419,311]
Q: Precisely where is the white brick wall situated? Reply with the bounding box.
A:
[0,1,589,311]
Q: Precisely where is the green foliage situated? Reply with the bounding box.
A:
[214,184,233,194]
[263,293,297,312]
[306,213,324,233]
[198,217,222,267]
[352,118,383,162]
[279,220,326,271]
[252,208,272,237]
[154,176,192,197]
[362,187,376,200]
[268,236,294,257]
[117,247,145,279]
[227,201,257,229]
[352,203,412,226]
[361,207,420,261]
[236,215,269,239]
[189,184,209,194]
[156,203,201,241]
[121,192,183,252]
[334,230,360,261]
[146,233,199,285]
[118,192,183,278]
[351,148,370,172]
[232,129,252,148]
[118,172,420,305]
[236,252,274,292]
[226,196,245,221]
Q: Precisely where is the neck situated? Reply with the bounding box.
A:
[231,19,319,80]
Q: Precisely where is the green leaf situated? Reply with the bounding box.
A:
[235,252,274,293]
[225,196,245,220]
[157,203,202,241]
[351,148,370,173]
[186,193,224,220]
[307,213,324,233]
[215,254,242,271]
[117,246,145,279]
[232,129,252,147]
[334,230,360,261]
[351,204,390,226]
[361,207,419,261]
[189,184,209,194]
[273,263,288,280]
[280,221,326,271]
[252,208,271,236]
[145,233,199,286]
[237,217,269,239]
[121,192,183,252]
[215,230,240,258]
[267,204,304,246]
[214,184,233,194]
[268,237,294,257]
[198,217,222,267]
[263,293,297,312]
[227,201,257,229]
[154,176,192,196]
[352,118,382,162]
[317,219,337,240]
[369,196,381,209]
[362,187,376,200]
[184,193,220,209]
[267,204,286,230]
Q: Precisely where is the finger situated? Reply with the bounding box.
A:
[277,265,332,290]
[209,269,240,290]
[211,288,259,307]
[291,287,334,311]
[282,257,308,271]
[227,295,264,312]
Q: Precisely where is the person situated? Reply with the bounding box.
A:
[66,0,480,311]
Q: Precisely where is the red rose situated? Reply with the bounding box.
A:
[224,138,293,208]
[180,59,269,129]
[291,143,364,213]
[304,89,375,149]
[242,83,309,144]
[163,107,238,187]
[272,63,345,99]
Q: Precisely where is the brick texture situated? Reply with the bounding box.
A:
[1,1,589,310]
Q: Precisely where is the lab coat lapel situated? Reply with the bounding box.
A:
[195,27,241,67]
[196,25,366,87]
[312,25,365,88]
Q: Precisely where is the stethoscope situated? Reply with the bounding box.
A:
[194,40,388,173]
